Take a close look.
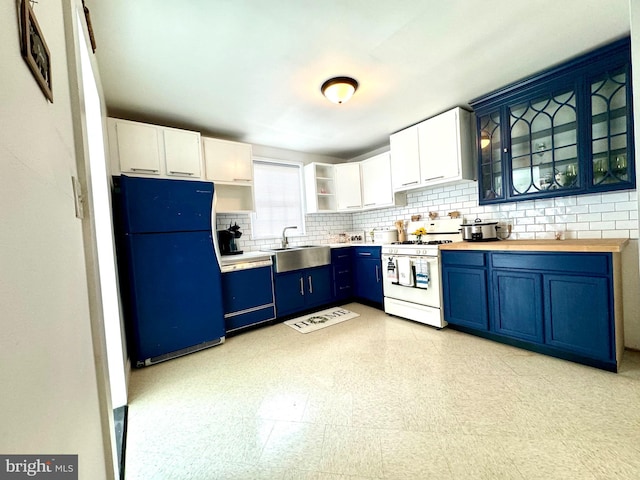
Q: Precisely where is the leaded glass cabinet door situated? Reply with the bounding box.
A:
[590,66,633,188]
[478,111,503,202]
[508,88,579,198]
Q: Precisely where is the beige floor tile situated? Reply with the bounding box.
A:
[259,421,327,470]
[124,304,640,480]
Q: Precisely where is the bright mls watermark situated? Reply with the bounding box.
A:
[0,455,77,479]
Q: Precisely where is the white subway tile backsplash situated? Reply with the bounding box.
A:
[589,221,616,230]
[566,222,590,231]
[534,199,555,209]
[577,230,603,239]
[227,180,637,252]
[544,207,565,216]
[601,191,630,203]
[577,193,602,205]
[554,196,577,207]
[577,213,602,222]
[604,211,629,221]
[590,202,617,213]
[603,229,628,238]
[615,220,638,230]
[554,214,577,223]
[615,201,637,211]
[566,205,590,214]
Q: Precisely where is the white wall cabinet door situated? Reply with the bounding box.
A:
[389,126,421,191]
[164,128,202,178]
[203,137,253,183]
[361,152,393,208]
[335,163,362,211]
[114,120,161,175]
[418,107,462,184]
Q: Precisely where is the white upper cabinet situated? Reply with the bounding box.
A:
[202,137,253,183]
[108,118,204,179]
[112,120,162,175]
[390,126,421,191]
[361,152,393,208]
[201,137,254,213]
[304,162,337,213]
[418,107,473,186]
[335,163,362,211]
[163,128,202,178]
[390,107,475,191]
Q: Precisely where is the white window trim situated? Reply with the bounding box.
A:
[250,157,306,240]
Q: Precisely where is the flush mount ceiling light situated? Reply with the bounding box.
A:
[321,76,358,104]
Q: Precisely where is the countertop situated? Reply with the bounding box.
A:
[439,238,629,253]
[220,251,273,265]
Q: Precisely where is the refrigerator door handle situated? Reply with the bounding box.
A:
[211,187,222,270]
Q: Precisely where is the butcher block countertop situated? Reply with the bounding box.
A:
[439,238,629,253]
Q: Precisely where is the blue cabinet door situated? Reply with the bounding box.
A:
[274,265,333,317]
[353,246,382,305]
[442,266,489,330]
[492,270,544,343]
[544,274,613,361]
[305,265,332,308]
[354,258,383,304]
[222,266,274,314]
[274,270,305,317]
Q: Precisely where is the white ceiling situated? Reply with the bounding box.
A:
[85,0,631,159]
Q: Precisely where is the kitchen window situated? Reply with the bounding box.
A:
[251,158,306,239]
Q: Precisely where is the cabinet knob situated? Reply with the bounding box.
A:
[503,148,508,153]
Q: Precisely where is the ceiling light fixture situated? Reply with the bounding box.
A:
[321,76,358,104]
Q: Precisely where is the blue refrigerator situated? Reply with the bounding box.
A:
[115,175,225,367]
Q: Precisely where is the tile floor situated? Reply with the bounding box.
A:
[124,303,640,479]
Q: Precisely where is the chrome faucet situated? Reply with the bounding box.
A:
[281,226,298,248]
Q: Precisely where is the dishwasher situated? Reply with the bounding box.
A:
[220,257,276,333]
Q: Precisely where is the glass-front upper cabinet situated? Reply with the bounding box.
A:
[590,66,631,188]
[478,111,503,202]
[471,38,634,205]
[509,88,579,196]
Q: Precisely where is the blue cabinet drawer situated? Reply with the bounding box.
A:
[225,305,275,332]
[331,247,353,261]
[491,252,610,275]
[353,246,381,259]
[441,250,486,267]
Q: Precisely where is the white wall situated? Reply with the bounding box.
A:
[0,1,112,478]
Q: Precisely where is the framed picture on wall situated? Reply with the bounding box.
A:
[21,0,53,102]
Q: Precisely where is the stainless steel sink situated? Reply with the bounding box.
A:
[263,245,331,273]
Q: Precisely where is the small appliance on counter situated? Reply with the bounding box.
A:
[373,228,399,244]
[460,218,500,241]
[218,222,243,255]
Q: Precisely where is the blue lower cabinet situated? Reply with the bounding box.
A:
[221,265,275,333]
[492,270,543,343]
[442,266,489,330]
[274,265,332,317]
[353,246,383,305]
[544,274,613,361]
[331,247,353,301]
[442,249,617,370]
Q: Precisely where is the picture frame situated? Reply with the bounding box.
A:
[21,0,53,102]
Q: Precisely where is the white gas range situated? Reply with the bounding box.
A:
[381,219,463,328]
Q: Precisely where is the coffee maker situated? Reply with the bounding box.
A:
[217,222,243,255]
